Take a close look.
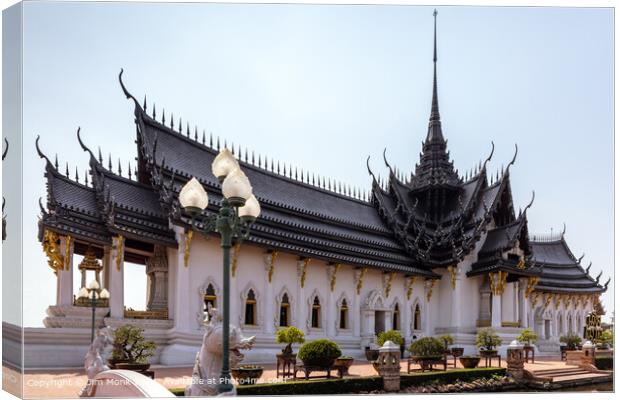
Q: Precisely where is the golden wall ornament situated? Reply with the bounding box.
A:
[356,267,367,295]
[42,230,64,273]
[406,276,417,300]
[544,293,552,308]
[329,263,341,292]
[114,235,125,271]
[525,276,540,297]
[530,291,540,306]
[447,265,457,290]
[298,258,309,288]
[383,271,396,297]
[231,243,241,277]
[489,271,508,296]
[553,294,561,309]
[426,279,438,302]
[562,295,570,308]
[183,230,193,267]
[64,235,73,271]
[517,258,526,270]
[267,250,278,283]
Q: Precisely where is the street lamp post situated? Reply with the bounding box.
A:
[78,280,110,343]
[179,148,261,394]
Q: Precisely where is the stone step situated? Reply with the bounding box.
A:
[550,372,611,384]
[533,367,583,376]
[536,370,592,378]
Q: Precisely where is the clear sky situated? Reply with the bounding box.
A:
[19,2,613,327]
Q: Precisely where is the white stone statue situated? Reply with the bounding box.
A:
[79,327,113,397]
[185,307,256,397]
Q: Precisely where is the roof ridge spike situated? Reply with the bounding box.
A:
[202,130,205,145]
[65,162,69,178]
[194,126,198,141]
[143,95,147,111]
[162,109,165,125]
[170,113,174,130]
[128,163,132,180]
[98,147,103,163]
[152,103,156,119]
[118,159,122,175]
[108,154,112,170]
[75,167,79,182]
[85,169,89,186]
[54,154,59,169]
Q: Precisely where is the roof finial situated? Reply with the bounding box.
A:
[430,9,440,124]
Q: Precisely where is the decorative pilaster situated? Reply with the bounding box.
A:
[146,245,169,311]
[57,236,74,306]
[109,235,125,318]
[353,268,365,337]
[42,229,64,273]
[447,265,457,290]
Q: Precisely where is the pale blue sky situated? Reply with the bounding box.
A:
[19,2,613,326]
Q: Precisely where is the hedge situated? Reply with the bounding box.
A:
[594,356,613,371]
[170,367,505,396]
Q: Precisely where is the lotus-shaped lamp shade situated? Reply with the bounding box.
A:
[238,194,261,222]
[77,287,89,299]
[179,177,209,215]
[99,288,110,299]
[212,148,239,181]
[87,280,100,290]
[222,168,252,207]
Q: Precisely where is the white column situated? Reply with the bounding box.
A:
[172,228,192,331]
[491,293,502,328]
[353,268,364,338]
[109,236,125,319]
[326,264,336,338]
[56,236,74,306]
[263,252,275,334]
[296,259,307,331]
[518,279,527,328]
[450,268,463,328]
[424,281,433,336]
[103,247,111,292]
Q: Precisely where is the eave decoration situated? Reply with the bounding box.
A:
[530,291,540,307]
[553,294,561,310]
[297,257,309,288]
[525,276,539,297]
[447,265,457,290]
[328,263,341,292]
[184,230,193,267]
[489,271,508,296]
[544,293,552,308]
[64,235,73,271]
[265,250,278,283]
[383,271,396,297]
[42,229,64,273]
[425,279,438,302]
[355,267,368,295]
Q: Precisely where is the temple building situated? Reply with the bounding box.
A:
[27,15,608,368]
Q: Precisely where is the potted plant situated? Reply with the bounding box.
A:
[516,328,538,352]
[459,356,481,368]
[596,330,613,350]
[298,339,342,369]
[408,337,445,370]
[438,334,455,355]
[108,325,156,372]
[334,356,354,376]
[275,326,305,360]
[476,328,502,356]
[365,345,379,362]
[231,364,264,385]
[377,330,406,357]
[559,332,582,350]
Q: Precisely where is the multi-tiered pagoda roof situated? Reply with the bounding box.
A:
[37,14,607,294]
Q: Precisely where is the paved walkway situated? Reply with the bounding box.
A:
[11,356,566,399]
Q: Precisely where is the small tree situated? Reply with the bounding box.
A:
[559,332,582,350]
[476,328,502,351]
[110,325,156,364]
[597,330,613,349]
[516,328,539,346]
[377,330,405,346]
[275,326,305,355]
[408,337,444,358]
[438,334,454,351]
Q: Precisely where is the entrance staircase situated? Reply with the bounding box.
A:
[528,365,611,389]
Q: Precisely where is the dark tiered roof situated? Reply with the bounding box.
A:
[36,12,607,292]
[530,237,607,294]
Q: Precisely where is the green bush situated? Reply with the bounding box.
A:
[596,330,613,348]
[438,334,454,350]
[559,332,582,350]
[516,328,538,345]
[377,330,405,346]
[275,326,305,354]
[476,328,502,351]
[594,356,613,370]
[168,367,506,396]
[110,325,156,364]
[298,339,342,367]
[408,337,444,358]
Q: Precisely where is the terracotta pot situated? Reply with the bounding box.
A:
[334,357,354,369]
[459,357,480,368]
[231,365,264,385]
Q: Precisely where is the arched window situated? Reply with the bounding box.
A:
[339,299,348,330]
[203,283,217,313]
[392,303,400,330]
[279,293,290,327]
[311,296,321,328]
[245,289,257,326]
[414,304,421,330]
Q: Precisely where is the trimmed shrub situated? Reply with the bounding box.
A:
[168,367,506,396]
[275,326,305,354]
[596,330,613,349]
[594,356,613,370]
[438,334,454,351]
[516,328,538,345]
[559,332,582,350]
[408,337,444,358]
[110,325,156,364]
[476,328,502,351]
[377,330,405,346]
[298,339,342,367]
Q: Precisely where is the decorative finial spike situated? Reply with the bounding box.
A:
[244,148,248,163]
[231,143,235,155]
[216,136,220,150]
[202,130,206,145]
[98,147,103,163]
[65,162,69,178]
[75,167,79,181]
[54,154,59,169]
[152,103,156,119]
[170,113,175,130]
[128,163,132,180]
[251,150,255,165]
[186,122,190,137]
[143,95,147,110]
[108,154,112,170]
[85,170,89,186]
[162,109,166,125]
[118,159,122,175]
[194,126,198,141]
